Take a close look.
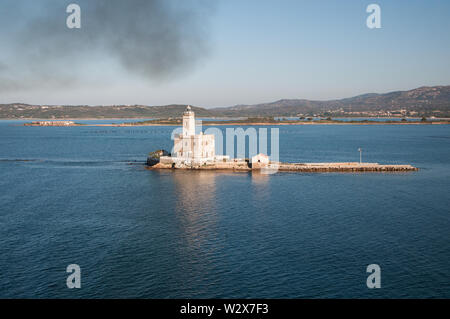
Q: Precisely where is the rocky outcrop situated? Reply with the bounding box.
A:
[146,150,170,166]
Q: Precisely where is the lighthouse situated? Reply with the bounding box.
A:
[182,105,196,137]
[172,105,216,164]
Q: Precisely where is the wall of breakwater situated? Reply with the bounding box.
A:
[147,161,418,172]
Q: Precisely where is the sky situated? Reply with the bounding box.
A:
[0,0,449,107]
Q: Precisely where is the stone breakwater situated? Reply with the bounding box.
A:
[147,161,418,172]
[275,162,418,172]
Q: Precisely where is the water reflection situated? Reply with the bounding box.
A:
[251,171,270,185]
[251,171,271,203]
[171,170,220,252]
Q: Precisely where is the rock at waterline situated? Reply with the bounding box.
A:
[147,150,170,166]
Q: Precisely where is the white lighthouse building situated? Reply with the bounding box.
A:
[172,106,216,164]
[182,105,196,137]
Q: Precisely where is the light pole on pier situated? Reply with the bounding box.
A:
[358,148,362,164]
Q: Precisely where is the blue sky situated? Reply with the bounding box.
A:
[0,0,449,107]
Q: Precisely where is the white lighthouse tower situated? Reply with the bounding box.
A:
[182,105,196,137]
[170,105,217,164]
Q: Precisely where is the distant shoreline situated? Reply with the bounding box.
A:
[16,121,450,127]
[8,117,450,126]
[86,121,450,126]
[2,116,450,121]
[93,122,450,127]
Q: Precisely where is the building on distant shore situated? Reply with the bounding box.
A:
[25,121,75,126]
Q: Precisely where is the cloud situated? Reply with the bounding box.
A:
[0,0,215,92]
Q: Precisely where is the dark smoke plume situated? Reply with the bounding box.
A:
[0,0,215,92]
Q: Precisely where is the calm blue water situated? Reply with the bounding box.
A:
[0,121,449,298]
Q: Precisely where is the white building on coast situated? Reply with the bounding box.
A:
[160,106,228,166]
[173,105,216,163]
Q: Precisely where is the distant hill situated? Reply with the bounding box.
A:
[214,86,450,117]
[1,86,449,119]
[0,104,216,119]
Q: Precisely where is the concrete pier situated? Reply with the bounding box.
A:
[148,161,418,172]
[275,162,418,172]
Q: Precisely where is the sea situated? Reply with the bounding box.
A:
[0,120,449,298]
